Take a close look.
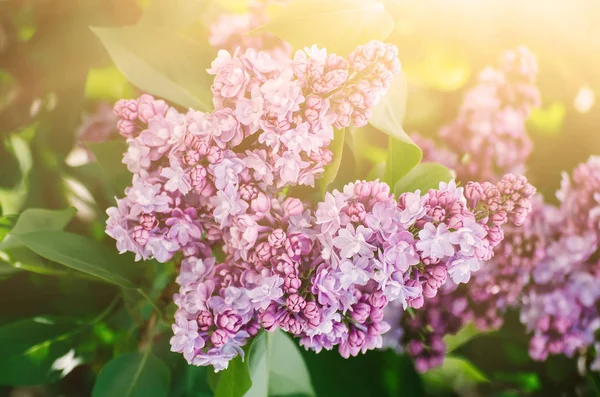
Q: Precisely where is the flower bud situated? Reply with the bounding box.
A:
[286,294,306,313]
[283,197,304,217]
[210,329,228,347]
[268,229,286,248]
[206,146,223,164]
[196,310,213,331]
[350,302,371,323]
[139,213,157,230]
[251,192,271,214]
[132,225,149,245]
[284,275,302,294]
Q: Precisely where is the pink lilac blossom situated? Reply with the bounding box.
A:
[105,42,403,371]
[412,47,540,182]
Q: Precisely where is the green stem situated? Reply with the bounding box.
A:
[137,288,163,319]
[90,296,121,325]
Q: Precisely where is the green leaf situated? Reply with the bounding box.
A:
[214,330,315,397]
[85,66,135,101]
[0,316,84,386]
[320,128,345,195]
[369,73,422,187]
[422,356,488,395]
[443,323,481,354]
[349,125,387,165]
[87,140,131,195]
[252,0,395,55]
[13,231,138,288]
[0,207,76,251]
[393,162,453,196]
[0,208,76,275]
[245,332,268,397]
[384,135,423,189]
[92,352,171,397]
[91,25,214,111]
[214,354,252,397]
[267,330,315,397]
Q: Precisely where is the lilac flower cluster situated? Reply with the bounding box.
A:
[308,177,526,357]
[413,47,541,182]
[389,195,547,372]
[520,156,600,362]
[104,41,403,371]
[382,175,537,372]
[393,156,600,372]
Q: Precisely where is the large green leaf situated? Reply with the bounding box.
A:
[384,135,423,189]
[0,316,84,386]
[92,352,171,397]
[214,330,315,397]
[267,330,315,397]
[87,140,131,196]
[320,128,345,195]
[369,73,423,187]
[13,231,138,288]
[0,208,76,275]
[0,207,76,251]
[349,125,388,165]
[91,25,214,111]
[393,162,453,196]
[244,332,268,397]
[214,354,252,397]
[252,0,395,55]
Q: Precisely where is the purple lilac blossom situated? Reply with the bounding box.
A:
[394,156,600,373]
[382,174,537,372]
[106,42,402,371]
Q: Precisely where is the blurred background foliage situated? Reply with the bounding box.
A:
[0,0,599,396]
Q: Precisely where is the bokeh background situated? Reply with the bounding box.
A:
[1,0,600,396]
